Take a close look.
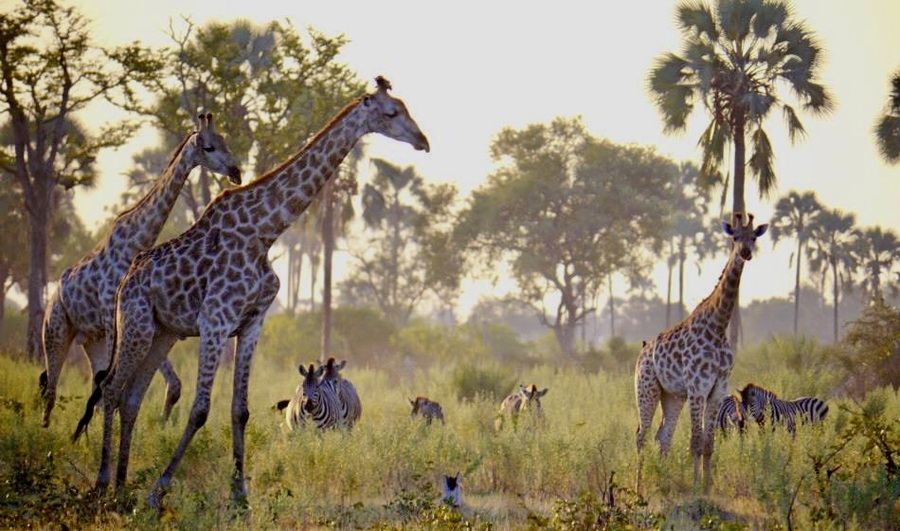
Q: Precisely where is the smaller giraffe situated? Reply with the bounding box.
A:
[634,213,767,493]
[40,113,240,427]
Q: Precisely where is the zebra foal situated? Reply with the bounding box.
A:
[739,382,828,435]
[495,383,548,431]
[716,393,746,433]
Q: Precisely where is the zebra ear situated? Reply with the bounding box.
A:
[298,364,306,376]
[537,388,549,397]
[336,359,347,371]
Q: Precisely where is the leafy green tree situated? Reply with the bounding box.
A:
[769,190,822,335]
[342,159,461,328]
[874,68,900,164]
[807,208,857,342]
[648,0,833,214]
[835,298,900,395]
[0,0,159,356]
[852,226,900,304]
[454,117,676,358]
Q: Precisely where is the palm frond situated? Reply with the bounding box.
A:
[874,115,900,164]
[648,53,691,93]
[782,104,807,143]
[748,126,775,197]
[717,0,755,43]
[676,1,719,41]
[751,0,788,39]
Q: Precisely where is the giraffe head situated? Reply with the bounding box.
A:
[193,113,242,184]
[722,212,768,261]
[360,76,430,152]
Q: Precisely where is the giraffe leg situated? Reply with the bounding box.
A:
[656,392,686,457]
[114,332,178,493]
[147,328,228,510]
[634,358,660,495]
[40,295,76,427]
[230,314,266,510]
[158,358,182,421]
[702,392,724,493]
[687,394,707,490]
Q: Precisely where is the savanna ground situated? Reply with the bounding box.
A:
[0,334,898,530]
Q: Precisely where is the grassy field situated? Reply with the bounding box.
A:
[0,337,897,530]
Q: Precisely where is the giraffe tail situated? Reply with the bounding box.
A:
[72,382,103,442]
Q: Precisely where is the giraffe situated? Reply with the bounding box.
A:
[73,76,428,510]
[39,113,241,428]
[634,213,767,492]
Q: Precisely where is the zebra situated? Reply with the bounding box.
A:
[495,383,548,431]
[409,396,445,425]
[275,363,341,430]
[739,382,828,435]
[320,357,362,428]
[716,393,746,433]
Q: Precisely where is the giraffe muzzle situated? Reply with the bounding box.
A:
[227,167,242,185]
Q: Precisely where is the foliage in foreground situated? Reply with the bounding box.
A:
[0,334,898,529]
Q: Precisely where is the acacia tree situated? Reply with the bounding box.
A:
[769,190,822,335]
[648,0,833,345]
[0,0,160,357]
[874,68,900,164]
[455,117,676,357]
[807,208,857,342]
[342,159,461,328]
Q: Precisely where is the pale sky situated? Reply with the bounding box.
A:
[55,1,900,317]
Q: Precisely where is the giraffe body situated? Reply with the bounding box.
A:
[40,114,240,427]
[76,77,428,509]
[634,214,767,492]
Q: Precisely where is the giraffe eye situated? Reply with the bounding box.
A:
[385,109,398,118]
[203,146,215,153]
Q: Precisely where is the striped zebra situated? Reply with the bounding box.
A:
[409,396,445,425]
[320,357,362,428]
[716,393,746,433]
[275,363,341,430]
[495,383,548,431]
[739,383,828,435]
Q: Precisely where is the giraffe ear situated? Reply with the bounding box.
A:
[754,224,769,237]
[722,221,735,236]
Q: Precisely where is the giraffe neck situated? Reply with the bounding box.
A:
[208,99,366,247]
[698,249,745,333]
[110,133,199,253]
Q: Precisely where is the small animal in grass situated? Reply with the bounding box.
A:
[495,383,548,431]
[409,396,445,425]
[716,393,746,434]
[274,363,341,430]
[441,473,461,507]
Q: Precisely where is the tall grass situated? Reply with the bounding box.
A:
[0,335,897,529]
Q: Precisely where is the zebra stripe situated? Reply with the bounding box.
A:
[739,383,828,434]
[284,363,341,430]
[495,383,548,430]
[410,396,445,425]
[716,394,746,433]
[320,357,362,428]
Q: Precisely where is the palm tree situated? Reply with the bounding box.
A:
[806,208,857,342]
[852,226,900,304]
[648,0,833,346]
[769,190,822,334]
[874,68,900,164]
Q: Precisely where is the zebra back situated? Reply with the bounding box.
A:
[286,363,341,431]
[739,383,828,434]
[410,396,445,425]
[321,357,362,428]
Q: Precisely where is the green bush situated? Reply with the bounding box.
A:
[450,362,517,403]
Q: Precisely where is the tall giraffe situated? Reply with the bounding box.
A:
[74,77,428,509]
[634,213,767,492]
[40,114,241,428]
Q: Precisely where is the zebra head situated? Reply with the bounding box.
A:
[722,212,769,261]
[738,383,769,424]
[298,363,326,413]
[320,356,347,395]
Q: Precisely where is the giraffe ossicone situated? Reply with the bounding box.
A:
[74,77,428,510]
[634,212,768,493]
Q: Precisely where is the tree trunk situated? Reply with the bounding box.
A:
[830,259,840,343]
[677,246,686,322]
[665,241,674,327]
[793,237,802,335]
[321,183,334,364]
[728,117,747,349]
[607,271,616,338]
[25,189,51,359]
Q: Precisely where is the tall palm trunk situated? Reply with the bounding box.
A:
[321,183,335,364]
[728,116,747,348]
[793,237,802,335]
